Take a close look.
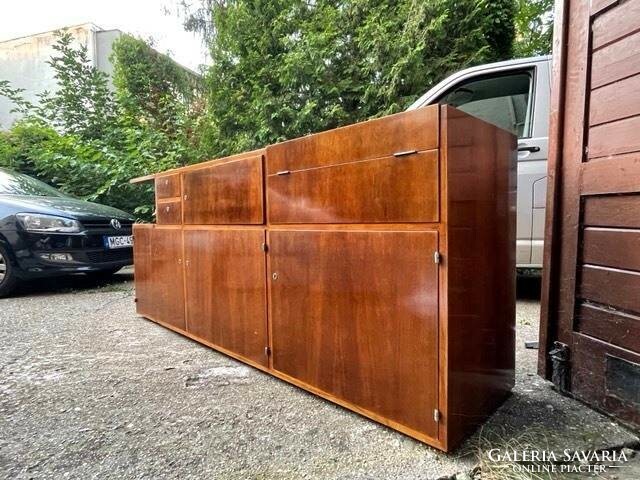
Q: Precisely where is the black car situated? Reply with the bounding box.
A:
[0,168,135,296]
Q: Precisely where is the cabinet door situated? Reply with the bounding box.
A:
[267,151,439,224]
[149,228,186,330]
[133,224,154,318]
[182,156,264,225]
[268,230,439,438]
[184,229,268,366]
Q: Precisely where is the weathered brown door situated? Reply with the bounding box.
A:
[183,228,268,366]
[150,227,185,330]
[268,229,439,438]
[541,0,640,427]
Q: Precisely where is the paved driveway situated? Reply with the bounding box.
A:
[0,272,637,479]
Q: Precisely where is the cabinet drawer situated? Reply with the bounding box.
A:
[155,174,180,200]
[267,150,439,224]
[266,106,438,174]
[156,200,182,225]
[183,155,264,225]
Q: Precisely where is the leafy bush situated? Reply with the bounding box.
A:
[187,0,516,156]
[0,33,203,219]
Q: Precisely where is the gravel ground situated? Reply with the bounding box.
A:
[0,271,638,479]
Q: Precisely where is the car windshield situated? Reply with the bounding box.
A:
[0,169,65,197]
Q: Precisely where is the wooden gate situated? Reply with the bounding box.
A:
[540,0,640,428]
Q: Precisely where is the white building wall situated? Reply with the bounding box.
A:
[0,24,122,129]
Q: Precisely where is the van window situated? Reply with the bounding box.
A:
[438,71,533,138]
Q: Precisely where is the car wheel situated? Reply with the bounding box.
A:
[0,243,19,297]
[85,267,122,280]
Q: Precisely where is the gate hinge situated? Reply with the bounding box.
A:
[434,251,442,264]
[434,409,441,422]
[265,346,271,357]
[261,242,268,252]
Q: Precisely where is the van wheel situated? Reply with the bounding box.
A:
[0,244,18,297]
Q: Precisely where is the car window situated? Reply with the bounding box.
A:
[0,169,65,197]
[438,70,533,138]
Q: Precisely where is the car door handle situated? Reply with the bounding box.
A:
[518,146,541,153]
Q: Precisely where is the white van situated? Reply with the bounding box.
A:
[408,55,551,271]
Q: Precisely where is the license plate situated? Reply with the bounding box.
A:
[104,235,133,249]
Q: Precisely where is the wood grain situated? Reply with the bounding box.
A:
[267,150,439,224]
[156,200,182,225]
[441,105,517,448]
[137,227,185,330]
[592,0,640,50]
[590,74,640,126]
[266,106,438,174]
[155,174,181,199]
[184,228,268,366]
[132,106,517,450]
[268,229,439,439]
[576,302,640,352]
[589,115,640,159]
[133,224,154,318]
[183,155,264,225]
[591,30,640,89]
[582,228,640,271]
[541,0,640,430]
[579,265,640,314]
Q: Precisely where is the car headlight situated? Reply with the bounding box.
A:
[16,213,81,233]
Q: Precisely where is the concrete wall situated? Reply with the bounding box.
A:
[0,24,122,129]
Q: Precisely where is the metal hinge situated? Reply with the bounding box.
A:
[393,149,418,157]
[584,146,589,156]
[265,346,271,356]
[434,251,441,264]
[434,409,441,422]
[276,170,291,176]
[261,242,268,252]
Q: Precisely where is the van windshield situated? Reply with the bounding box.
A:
[0,169,65,197]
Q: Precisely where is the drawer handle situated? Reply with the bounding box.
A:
[276,170,291,176]
[393,150,417,157]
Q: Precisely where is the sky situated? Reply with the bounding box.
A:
[0,0,209,72]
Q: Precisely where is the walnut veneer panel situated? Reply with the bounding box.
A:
[155,174,180,199]
[266,106,439,174]
[183,228,268,366]
[183,155,264,225]
[267,150,439,224]
[134,225,185,330]
[268,229,439,439]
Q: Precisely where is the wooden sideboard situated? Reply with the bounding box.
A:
[131,105,517,452]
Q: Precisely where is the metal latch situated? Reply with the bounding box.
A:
[276,170,291,176]
[265,346,271,356]
[434,409,441,422]
[393,150,418,157]
[434,251,441,264]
